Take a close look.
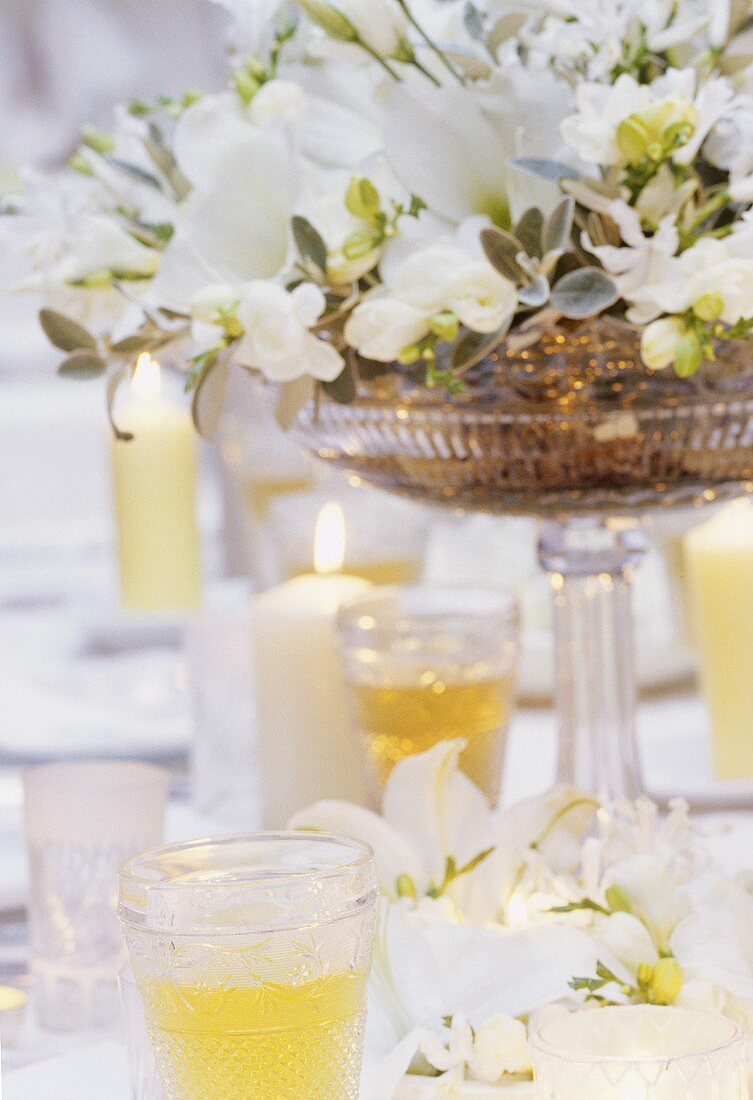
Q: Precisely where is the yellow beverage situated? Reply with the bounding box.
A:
[142,970,368,1100]
[242,473,313,524]
[352,674,514,802]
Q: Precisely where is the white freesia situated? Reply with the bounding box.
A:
[300,0,409,57]
[593,911,660,977]
[560,69,731,170]
[192,280,343,382]
[468,1015,532,1082]
[345,294,431,361]
[248,79,308,125]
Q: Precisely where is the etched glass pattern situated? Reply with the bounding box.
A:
[531,1006,749,1099]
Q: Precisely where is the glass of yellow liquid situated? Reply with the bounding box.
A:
[119,833,378,1100]
[336,586,520,805]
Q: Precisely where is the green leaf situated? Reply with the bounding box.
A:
[550,267,619,319]
[111,335,151,355]
[40,309,97,353]
[292,215,328,275]
[451,322,510,372]
[508,157,582,182]
[323,359,357,404]
[480,227,525,282]
[549,897,610,916]
[275,374,316,430]
[463,2,485,39]
[57,351,107,379]
[543,196,575,255]
[106,156,162,190]
[516,207,545,259]
[106,366,134,442]
[518,275,550,308]
[192,354,230,440]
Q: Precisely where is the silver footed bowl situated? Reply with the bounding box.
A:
[296,318,753,517]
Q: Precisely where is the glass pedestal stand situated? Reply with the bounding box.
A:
[295,318,753,800]
[538,517,647,800]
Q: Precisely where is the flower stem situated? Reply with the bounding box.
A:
[358,38,403,81]
[395,0,465,84]
[409,55,441,86]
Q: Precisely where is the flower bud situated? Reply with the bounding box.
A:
[693,292,724,322]
[605,884,633,914]
[430,311,460,342]
[617,116,651,164]
[674,332,704,378]
[640,316,686,371]
[396,873,418,899]
[346,177,382,223]
[649,958,683,1005]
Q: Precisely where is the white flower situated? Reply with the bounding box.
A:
[469,1014,532,1082]
[345,294,431,362]
[593,912,660,978]
[706,93,753,180]
[641,316,687,370]
[383,71,572,230]
[192,280,343,383]
[560,69,731,170]
[300,0,409,58]
[448,261,518,334]
[248,80,308,125]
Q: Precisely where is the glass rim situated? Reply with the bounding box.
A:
[336,583,520,633]
[120,831,375,890]
[530,1006,746,1066]
[119,831,378,935]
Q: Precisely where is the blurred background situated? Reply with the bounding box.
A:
[1,0,751,919]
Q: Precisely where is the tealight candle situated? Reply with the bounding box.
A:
[111,353,202,611]
[252,502,371,826]
[531,1006,748,1099]
[684,499,753,777]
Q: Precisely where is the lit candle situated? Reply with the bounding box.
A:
[111,353,202,611]
[252,502,372,827]
[684,499,753,777]
[531,1006,748,1099]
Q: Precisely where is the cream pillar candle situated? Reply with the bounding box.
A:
[111,353,202,611]
[685,499,753,778]
[252,503,371,827]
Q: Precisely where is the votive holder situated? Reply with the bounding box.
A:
[119,832,378,1100]
[120,965,163,1100]
[531,1006,749,1099]
[336,585,519,805]
[24,760,169,1031]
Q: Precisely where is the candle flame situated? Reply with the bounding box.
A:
[314,502,346,575]
[132,352,162,402]
[507,892,527,928]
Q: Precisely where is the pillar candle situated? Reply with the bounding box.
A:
[111,354,202,611]
[685,499,753,778]
[252,502,371,826]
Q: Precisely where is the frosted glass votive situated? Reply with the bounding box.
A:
[531,1006,748,1099]
[24,760,169,1031]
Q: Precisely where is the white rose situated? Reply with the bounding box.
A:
[449,262,517,334]
[235,280,343,382]
[301,0,409,57]
[594,912,660,977]
[641,316,687,370]
[391,246,468,313]
[344,295,430,361]
[468,1015,532,1083]
[249,80,308,126]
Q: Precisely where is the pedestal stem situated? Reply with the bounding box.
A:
[538,517,647,801]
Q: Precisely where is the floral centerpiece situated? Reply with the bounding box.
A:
[293,740,753,1097]
[5,0,753,435]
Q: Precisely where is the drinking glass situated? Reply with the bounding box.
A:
[336,586,520,805]
[119,832,378,1100]
[120,965,163,1100]
[531,1006,749,1099]
[24,760,169,1031]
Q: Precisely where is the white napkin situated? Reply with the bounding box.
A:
[2,1042,130,1100]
